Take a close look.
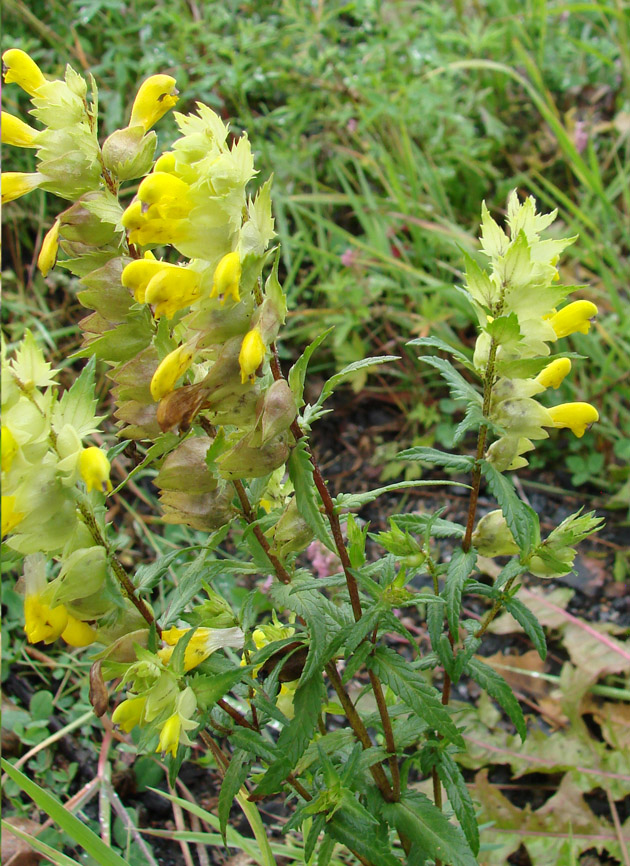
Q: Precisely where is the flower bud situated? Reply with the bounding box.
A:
[471,509,519,557]
[548,300,598,339]
[37,219,60,277]
[2,171,43,204]
[535,358,571,389]
[210,251,241,304]
[239,328,266,384]
[547,402,599,438]
[79,446,113,493]
[150,345,195,401]
[1,111,38,147]
[2,48,46,96]
[129,74,178,132]
[270,496,314,559]
[102,126,157,181]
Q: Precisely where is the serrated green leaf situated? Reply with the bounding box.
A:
[485,312,521,347]
[503,596,547,660]
[434,751,479,855]
[288,440,336,552]
[191,668,248,711]
[254,677,324,795]
[218,749,251,843]
[327,804,402,866]
[72,315,153,363]
[393,513,465,539]
[288,327,334,408]
[51,357,103,438]
[427,596,445,652]
[444,549,477,640]
[396,447,474,472]
[406,336,473,369]
[383,792,477,866]
[465,657,526,740]
[317,356,399,408]
[230,728,277,763]
[334,478,464,510]
[480,461,540,555]
[367,647,463,746]
[419,356,482,407]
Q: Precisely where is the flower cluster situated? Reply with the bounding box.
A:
[466,193,599,472]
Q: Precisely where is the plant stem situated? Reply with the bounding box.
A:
[231,478,292,585]
[77,499,159,635]
[474,574,518,639]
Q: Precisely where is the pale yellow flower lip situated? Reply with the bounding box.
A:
[129,74,178,132]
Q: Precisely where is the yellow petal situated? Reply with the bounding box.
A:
[1,111,39,147]
[154,152,177,173]
[156,713,181,757]
[548,300,598,339]
[2,171,43,204]
[547,402,599,438]
[1,426,19,473]
[3,48,47,96]
[24,595,68,644]
[239,329,266,384]
[121,256,169,303]
[535,358,571,390]
[112,696,147,733]
[1,494,25,537]
[61,615,97,647]
[37,219,60,277]
[211,251,241,304]
[129,74,178,132]
[79,446,113,493]
[150,345,194,401]
[145,266,201,319]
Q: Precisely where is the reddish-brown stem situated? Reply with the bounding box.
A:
[216,699,256,730]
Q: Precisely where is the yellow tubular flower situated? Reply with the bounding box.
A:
[158,626,244,671]
[121,256,169,303]
[1,495,25,537]
[129,74,178,132]
[2,49,46,96]
[137,172,192,218]
[1,111,38,147]
[239,329,266,384]
[547,402,599,438]
[37,219,60,277]
[2,171,43,204]
[144,266,201,319]
[535,358,572,390]
[154,152,177,173]
[156,713,181,758]
[61,615,97,647]
[211,251,242,304]
[548,300,598,339]
[79,446,113,493]
[112,696,147,733]
[24,595,68,644]
[1,426,19,473]
[150,345,194,401]
[121,199,146,233]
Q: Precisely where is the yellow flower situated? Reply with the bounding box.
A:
[154,152,177,173]
[79,446,113,493]
[61,615,97,647]
[137,172,193,219]
[158,625,244,672]
[239,328,266,384]
[547,402,599,438]
[210,251,242,305]
[1,495,25,537]
[129,74,178,132]
[121,256,168,303]
[156,712,181,757]
[144,265,202,319]
[2,171,43,204]
[150,345,194,401]
[1,426,19,473]
[24,594,68,644]
[2,48,47,96]
[37,219,60,277]
[535,358,571,390]
[548,300,598,339]
[1,111,38,147]
[112,696,147,733]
